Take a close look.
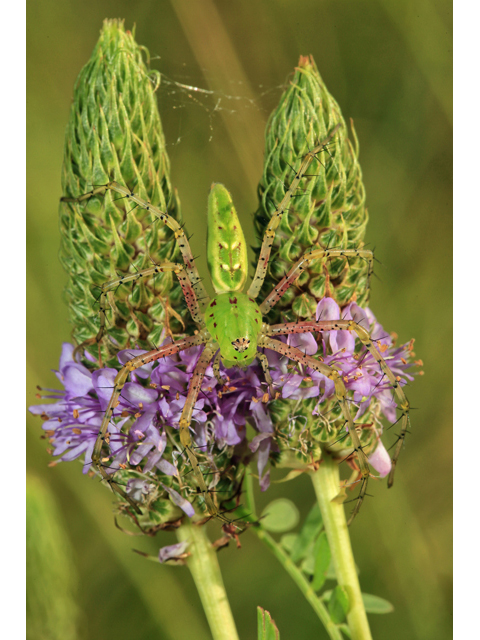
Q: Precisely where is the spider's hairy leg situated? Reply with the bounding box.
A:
[61,184,110,204]
[266,319,411,490]
[93,333,207,512]
[61,182,210,306]
[177,342,222,519]
[73,262,206,361]
[248,123,342,300]
[212,351,228,388]
[159,295,186,341]
[260,247,374,316]
[258,333,370,525]
[256,351,275,398]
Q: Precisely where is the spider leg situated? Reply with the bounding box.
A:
[178,344,244,526]
[212,350,228,388]
[158,295,186,340]
[258,333,369,525]
[247,124,342,300]
[266,319,410,490]
[177,342,221,518]
[259,247,374,316]
[256,351,275,398]
[93,333,207,513]
[61,182,210,305]
[73,261,205,360]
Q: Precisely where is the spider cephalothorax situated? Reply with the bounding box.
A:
[63,126,410,525]
[204,292,263,368]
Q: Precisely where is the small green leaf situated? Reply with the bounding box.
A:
[325,557,337,580]
[257,607,280,640]
[290,503,323,562]
[312,532,331,591]
[328,586,350,624]
[361,593,394,614]
[261,499,300,533]
[280,533,297,554]
[300,553,315,576]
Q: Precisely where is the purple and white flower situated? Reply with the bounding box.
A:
[30,298,416,505]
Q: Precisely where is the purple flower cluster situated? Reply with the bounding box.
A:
[30,298,416,500]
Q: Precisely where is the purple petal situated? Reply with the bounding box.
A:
[215,416,243,446]
[156,459,177,476]
[160,483,195,517]
[125,478,155,501]
[250,402,274,434]
[92,369,117,408]
[344,302,370,331]
[62,363,94,396]
[259,470,271,491]
[158,541,189,563]
[368,440,392,477]
[287,332,318,355]
[121,382,158,406]
[257,439,271,490]
[249,431,272,453]
[59,343,75,370]
[315,297,354,352]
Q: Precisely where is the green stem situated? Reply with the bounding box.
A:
[310,455,373,640]
[176,521,240,640]
[245,471,343,640]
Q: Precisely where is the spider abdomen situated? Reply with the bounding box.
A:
[207,183,248,293]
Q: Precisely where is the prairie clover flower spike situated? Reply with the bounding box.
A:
[31,24,420,532]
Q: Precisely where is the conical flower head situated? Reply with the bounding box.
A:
[60,20,185,366]
[255,55,369,321]
[252,57,414,479]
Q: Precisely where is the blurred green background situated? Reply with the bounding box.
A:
[27,1,452,639]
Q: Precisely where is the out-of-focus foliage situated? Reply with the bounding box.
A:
[26,475,78,640]
[27,2,452,639]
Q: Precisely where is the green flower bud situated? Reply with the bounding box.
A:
[254,55,370,322]
[60,20,185,365]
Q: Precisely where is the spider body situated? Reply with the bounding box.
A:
[203,183,264,368]
[63,126,410,525]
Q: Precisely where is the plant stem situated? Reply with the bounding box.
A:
[310,455,373,640]
[176,520,240,640]
[245,471,343,640]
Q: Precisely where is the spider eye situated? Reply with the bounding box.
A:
[231,337,250,353]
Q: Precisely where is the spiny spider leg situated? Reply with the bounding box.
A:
[177,342,236,523]
[213,347,274,398]
[158,295,186,340]
[256,351,275,398]
[248,123,342,299]
[93,333,206,512]
[212,350,228,388]
[62,183,210,305]
[260,247,374,316]
[258,334,369,525]
[73,262,206,360]
[266,319,410,489]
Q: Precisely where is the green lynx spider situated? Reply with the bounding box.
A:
[64,126,410,525]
